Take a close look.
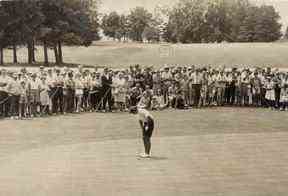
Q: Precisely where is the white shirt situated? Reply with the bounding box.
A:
[138,108,154,123]
[30,79,40,90]
[161,72,172,80]
[190,72,202,84]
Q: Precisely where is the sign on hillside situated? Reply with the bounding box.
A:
[159,44,175,58]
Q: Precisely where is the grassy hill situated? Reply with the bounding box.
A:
[2,41,288,69]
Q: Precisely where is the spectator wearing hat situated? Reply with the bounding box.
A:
[7,73,21,119]
[64,72,75,113]
[259,69,267,107]
[152,71,161,95]
[240,70,250,106]
[39,66,46,77]
[74,73,84,113]
[206,71,215,106]
[61,72,69,114]
[231,70,238,105]
[190,69,202,107]
[101,68,113,112]
[168,81,177,108]
[235,71,242,106]
[247,70,254,106]
[113,72,127,112]
[215,70,226,106]
[273,72,282,109]
[28,73,40,117]
[46,69,54,111]
[251,72,262,107]
[39,76,51,116]
[180,74,190,106]
[224,70,234,105]
[19,80,28,119]
[51,69,64,114]
[161,66,172,104]
[265,76,275,109]
[82,72,90,112]
[143,68,153,90]
[199,72,208,107]
[90,72,102,111]
[133,69,144,90]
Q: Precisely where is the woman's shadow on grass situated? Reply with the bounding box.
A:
[137,156,168,161]
[150,156,168,161]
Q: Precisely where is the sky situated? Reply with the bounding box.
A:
[99,0,288,31]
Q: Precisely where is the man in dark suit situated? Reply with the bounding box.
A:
[101,68,113,112]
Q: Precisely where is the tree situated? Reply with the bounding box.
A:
[253,5,282,42]
[102,11,121,40]
[228,0,251,42]
[0,0,100,65]
[115,14,129,41]
[164,0,207,43]
[22,0,45,64]
[127,7,153,42]
[0,0,44,64]
[237,6,258,42]
[40,0,98,64]
[204,0,233,43]
[164,0,282,43]
[237,5,282,42]
[142,25,160,42]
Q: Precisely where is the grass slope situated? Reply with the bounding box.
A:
[2,41,288,69]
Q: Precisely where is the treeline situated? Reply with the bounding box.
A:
[102,0,283,43]
[101,7,161,42]
[0,0,284,65]
[0,0,100,65]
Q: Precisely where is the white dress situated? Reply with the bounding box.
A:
[265,82,275,101]
[114,78,126,103]
[39,83,50,106]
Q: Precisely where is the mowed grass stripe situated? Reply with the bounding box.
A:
[2,42,288,68]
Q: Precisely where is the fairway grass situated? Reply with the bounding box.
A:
[2,41,288,69]
[0,108,288,196]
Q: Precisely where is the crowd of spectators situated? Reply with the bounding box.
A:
[0,64,288,120]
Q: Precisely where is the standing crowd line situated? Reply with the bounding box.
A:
[0,64,288,120]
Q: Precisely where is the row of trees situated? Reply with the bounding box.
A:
[101,7,162,42]
[0,0,100,65]
[0,0,284,65]
[102,0,283,43]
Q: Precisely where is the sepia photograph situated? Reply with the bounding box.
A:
[0,0,288,195]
